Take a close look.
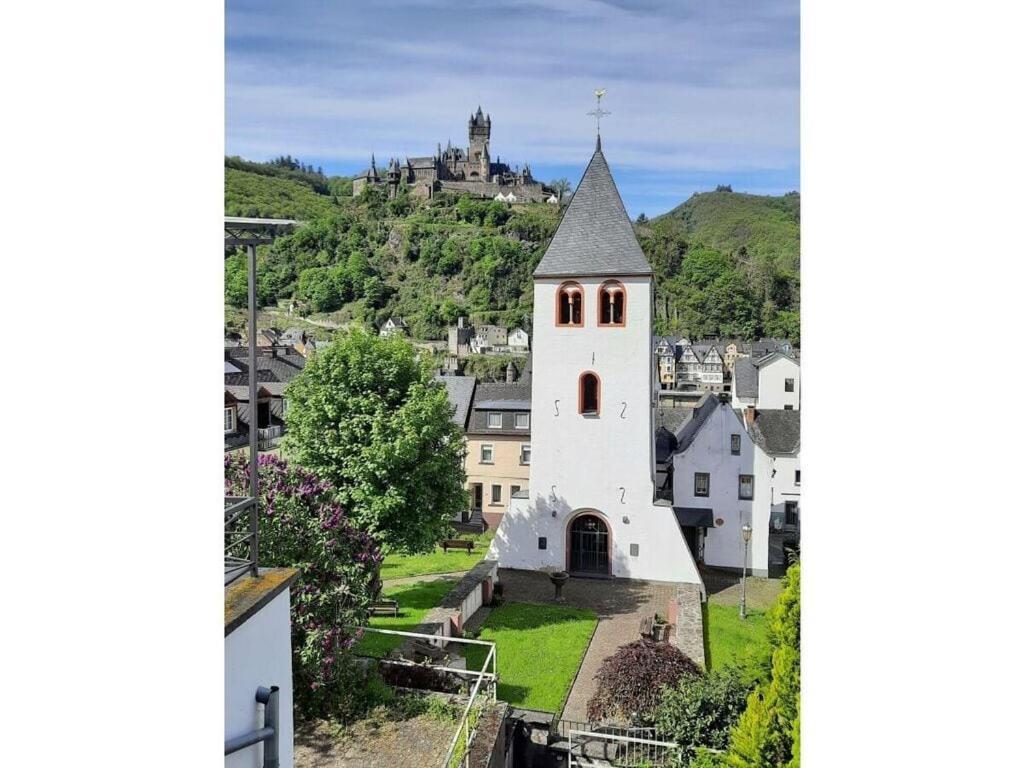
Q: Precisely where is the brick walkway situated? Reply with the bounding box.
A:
[495,569,700,723]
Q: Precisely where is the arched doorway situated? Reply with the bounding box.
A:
[568,513,610,575]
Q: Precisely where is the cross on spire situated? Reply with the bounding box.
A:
[587,88,611,145]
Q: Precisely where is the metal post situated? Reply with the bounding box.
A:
[247,243,259,576]
[740,538,748,620]
[260,685,280,768]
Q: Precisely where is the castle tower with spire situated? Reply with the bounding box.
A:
[386,157,400,199]
[468,106,491,177]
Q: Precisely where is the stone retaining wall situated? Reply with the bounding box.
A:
[410,560,499,650]
[673,582,706,667]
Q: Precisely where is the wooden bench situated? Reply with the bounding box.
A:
[370,599,399,617]
[442,539,474,554]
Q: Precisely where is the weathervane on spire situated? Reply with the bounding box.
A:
[588,88,611,136]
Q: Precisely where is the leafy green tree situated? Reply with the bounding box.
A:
[224,252,249,308]
[282,329,467,553]
[655,669,752,765]
[724,563,800,768]
[549,178,572,198]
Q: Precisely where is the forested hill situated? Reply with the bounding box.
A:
[638,188,800,340]
[224,159,800,343]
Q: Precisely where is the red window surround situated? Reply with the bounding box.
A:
[579,371,601,415]
[598,280,626,326]
[556,282,584,327]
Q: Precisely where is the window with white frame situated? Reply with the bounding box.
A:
[491,484,502,504]
[795,469,801,485]
[514,412,530,430]
[520,444,531,464]
[694,472,710,497]
[224,407,235,433]
[480,444,494,463]
[738,474,755,500]
[784,378,795,392]
[487,412,502,429]
[731,434,741,455]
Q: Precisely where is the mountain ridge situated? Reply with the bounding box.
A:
[224,159,800,343]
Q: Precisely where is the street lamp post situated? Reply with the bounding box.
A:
[740,523,753,620]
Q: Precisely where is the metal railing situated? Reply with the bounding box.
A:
[225,495,258,584]
[257,425,283,449]
[551,718,655,744]
[352,626,497,768]
[567,728,679,768]
[225,685,280,768]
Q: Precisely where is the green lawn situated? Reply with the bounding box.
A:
[353,579,458,658]
[704,603,770,673]
[464,602,598,713]
[380,531,494,581]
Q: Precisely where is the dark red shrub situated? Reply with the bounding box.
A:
[587,638,702,723]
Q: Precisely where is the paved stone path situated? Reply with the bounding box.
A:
[380,570,469,588]
[495,569,696,723]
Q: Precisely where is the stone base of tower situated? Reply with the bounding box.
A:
[487,496,704,587]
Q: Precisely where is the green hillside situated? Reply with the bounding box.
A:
[224,160,800,343]
[640,188,800,340]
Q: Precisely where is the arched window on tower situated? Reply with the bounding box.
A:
[579,372,601,415]
[599,280,626,326]
[556,282,584,326]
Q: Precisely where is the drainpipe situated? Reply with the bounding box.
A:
[224,686,279,768]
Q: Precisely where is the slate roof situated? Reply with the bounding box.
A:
[655,426,678,463]
[747,409,801,456]
[533,143,652,277]
[674,393,722,453]
[467,382,532,435]
[435,375,476,429]
[732,357,759,399]
[224,351,306,386]
[656,405,693,439]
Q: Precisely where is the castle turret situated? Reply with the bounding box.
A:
[468,106,491,174]
[386,157,400,199]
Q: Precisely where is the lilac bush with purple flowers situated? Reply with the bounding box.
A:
[226,453,383,717]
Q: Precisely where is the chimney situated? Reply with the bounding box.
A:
[744,406,756,428]
[505,361,516,383]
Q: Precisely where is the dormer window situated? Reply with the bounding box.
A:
[579,372,601,415]
[556,282,583,326]
[598,280,626,326]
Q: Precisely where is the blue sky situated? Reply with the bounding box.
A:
[226,0,799,217]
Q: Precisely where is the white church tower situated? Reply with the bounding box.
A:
[490,138,703,587]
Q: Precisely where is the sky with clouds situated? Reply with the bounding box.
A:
[226,0,799,217]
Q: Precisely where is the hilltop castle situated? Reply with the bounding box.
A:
[352,107,558,204]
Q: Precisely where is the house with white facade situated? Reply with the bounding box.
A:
[731,351,800,411]
[670,394,800,577]
[379,317,409,337]
[508,327,530,351]
[225,564,298,768]
[489,139,702,587]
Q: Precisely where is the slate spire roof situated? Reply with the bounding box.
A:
[534,140,652,277]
